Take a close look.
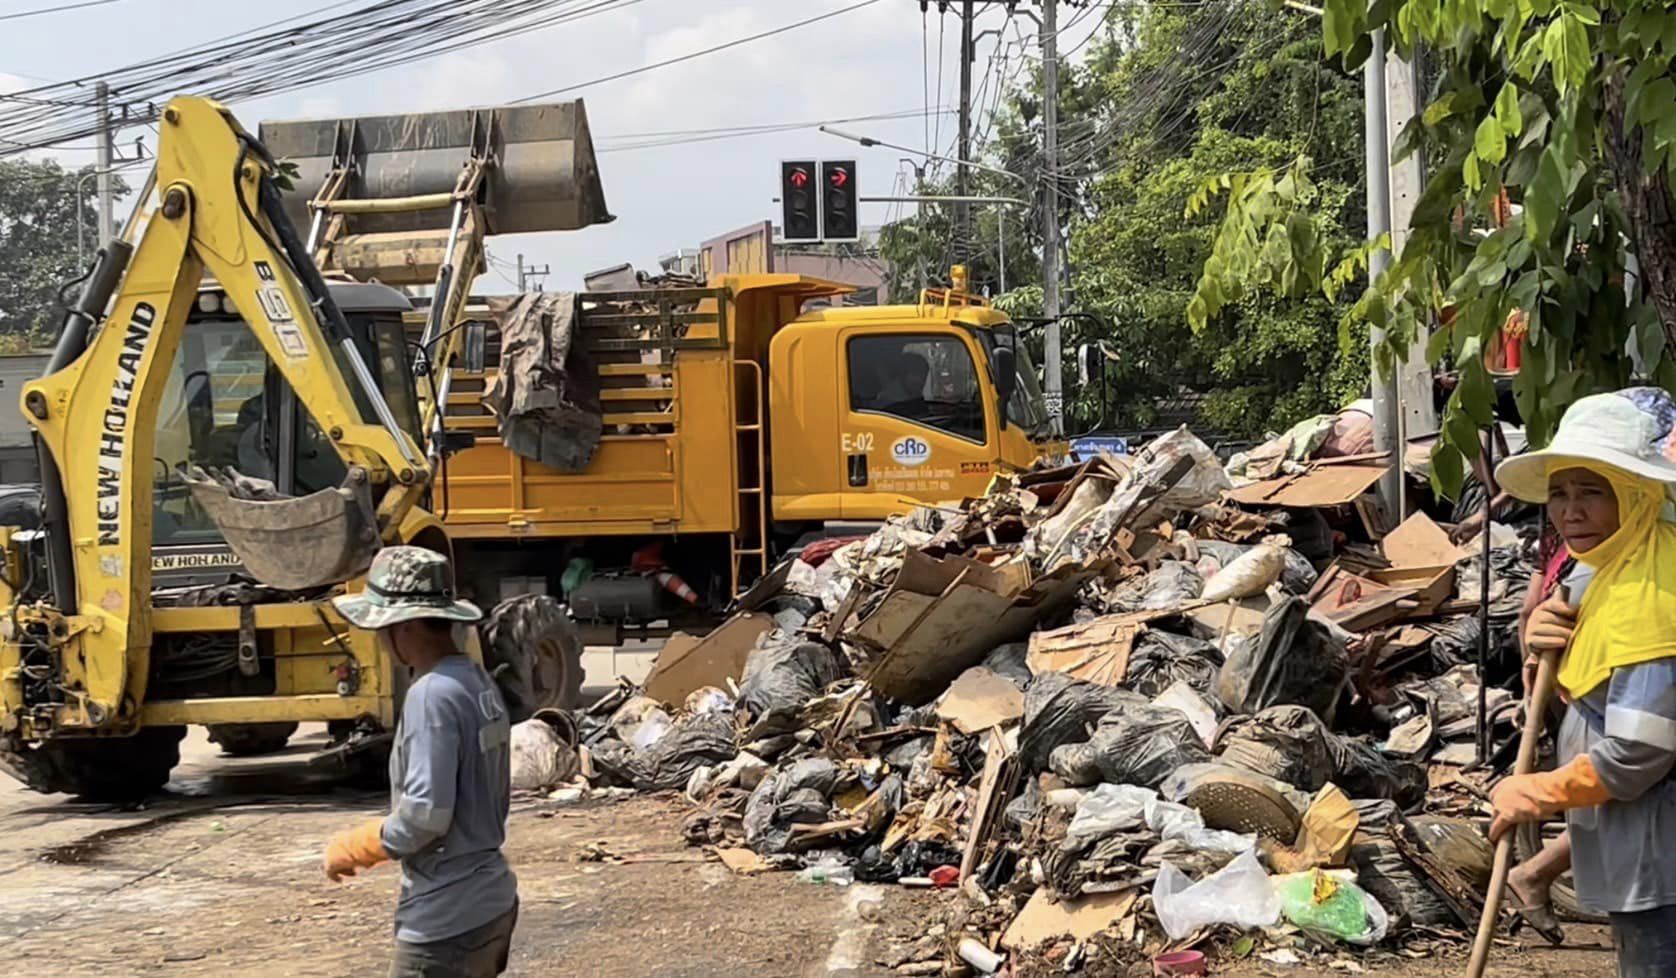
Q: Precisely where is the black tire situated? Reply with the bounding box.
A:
[10,726,187,801]
[205,721,299,757]
[481,593,584,722]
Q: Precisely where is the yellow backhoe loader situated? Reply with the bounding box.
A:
[0,95,581,798]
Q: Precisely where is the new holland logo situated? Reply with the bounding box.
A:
[890,436,932,467]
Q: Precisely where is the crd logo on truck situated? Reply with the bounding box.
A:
[890,436,932,466]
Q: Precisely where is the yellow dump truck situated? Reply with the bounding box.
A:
[428,268,1055,644]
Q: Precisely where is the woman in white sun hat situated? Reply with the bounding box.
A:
[1491,386,1676,976]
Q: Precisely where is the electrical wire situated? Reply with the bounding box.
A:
[0,0,650,154]
[596,106,952,153]
[0,0,120,22]
[512,0,885,103]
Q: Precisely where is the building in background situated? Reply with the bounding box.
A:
[0,354,48,484]
[690,220,887,307]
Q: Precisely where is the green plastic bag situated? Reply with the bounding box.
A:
[1276,870,1387,944]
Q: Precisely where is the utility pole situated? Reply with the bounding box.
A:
[956,0,976,262]
[1364,32,1436,521]
[94,81,114,246]
[516,253,549,292]
[1040,0,1063,436]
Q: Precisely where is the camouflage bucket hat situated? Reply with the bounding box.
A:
[331,546,483,629]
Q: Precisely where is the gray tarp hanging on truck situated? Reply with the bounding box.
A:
[484,293,603,473]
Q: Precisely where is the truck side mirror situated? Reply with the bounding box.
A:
[462,322,487,374]
[1078,343,1104,386]
[992,344,1017,426]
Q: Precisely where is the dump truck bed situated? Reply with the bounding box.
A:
[423,287,746,538]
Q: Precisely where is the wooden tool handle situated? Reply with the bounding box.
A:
[1465,647,1561,978]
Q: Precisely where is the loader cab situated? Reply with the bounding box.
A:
[149,281,420,581]
[768,274,1053,522]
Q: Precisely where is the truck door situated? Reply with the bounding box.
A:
[838,330,996,519]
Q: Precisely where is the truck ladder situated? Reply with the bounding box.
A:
[730,358,769,596]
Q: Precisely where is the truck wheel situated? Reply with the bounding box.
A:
[482,594,584,721]
[7,726,188,801]
[206,721,299,757]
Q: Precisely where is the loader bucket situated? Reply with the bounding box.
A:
[258,101,612,236]
[186,480,379,591]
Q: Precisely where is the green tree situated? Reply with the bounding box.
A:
[0,159,125,345]
[1193,0,1676,491]
[1070,4,1370,436]
[881,4,1371,438]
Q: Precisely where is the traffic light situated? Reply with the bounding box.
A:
[821,160,859,242]
[780,160,818,241]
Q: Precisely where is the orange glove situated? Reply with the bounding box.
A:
[324,818,390,882]
[1489,755,1613,842]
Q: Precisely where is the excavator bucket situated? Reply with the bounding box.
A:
[258,101,612,237]
[184,470,380,591]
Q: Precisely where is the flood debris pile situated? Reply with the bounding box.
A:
[516,426,1552,973]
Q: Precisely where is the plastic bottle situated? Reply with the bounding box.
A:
[797,865,854,886]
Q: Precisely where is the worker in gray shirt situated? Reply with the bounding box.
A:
[324,546,519,978]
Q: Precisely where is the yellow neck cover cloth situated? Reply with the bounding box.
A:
[1561,463,1676,697]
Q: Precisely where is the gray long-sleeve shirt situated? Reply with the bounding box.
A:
[381,654,518,943]
[1557,564,1676,914]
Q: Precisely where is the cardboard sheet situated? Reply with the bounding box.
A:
[1001,888,1139,949]
[935,667,1026,734]
[1226,462,1388,508]
[1026,616,1140,686]
[642,613,773,706]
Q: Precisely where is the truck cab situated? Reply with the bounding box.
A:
[768,276,1050,522]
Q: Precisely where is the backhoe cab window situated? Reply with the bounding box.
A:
[151,309,419,548]
[848,334,986,442]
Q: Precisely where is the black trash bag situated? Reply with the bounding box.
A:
[764,593,822,633]
[587,712,738,792]
[744,757,842,854]
[1216,596,1347,717]
[1004,775,1045,832]
[1124,629,1223,698]
[1193,540,1318,595]
[854,838,966,883]
[1105,562,1204,613]
[1018,672,1147,772]
[1049,703,1212,788]
[1216,705,1337,792]
[1332,736,1427,809]
[736,630,841,737]
[1350,838,1455,928]
[882,735,934,771]
[982,642,1034,688]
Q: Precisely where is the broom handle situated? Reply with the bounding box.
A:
[1465,645,1562,978]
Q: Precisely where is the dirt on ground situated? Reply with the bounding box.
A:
[0,768,1620,978]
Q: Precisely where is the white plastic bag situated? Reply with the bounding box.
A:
[1152,849,1281,940]
[510,717,579,791]
[1067,783,1153,837]
[1200,538,1290,603]
[1068,784,1255,854]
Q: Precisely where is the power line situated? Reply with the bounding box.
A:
[512,0,885,103]
[0,0,648,154]
[0,0,121,22]
[597,106,953,153]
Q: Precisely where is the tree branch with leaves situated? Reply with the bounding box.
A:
[1191,0,1670,494]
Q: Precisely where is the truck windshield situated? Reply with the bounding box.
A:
[978,329,1048,434]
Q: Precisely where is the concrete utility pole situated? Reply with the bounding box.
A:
[516,254,550,292]
[956,0,976,262]
[1364,31,1436,520]
[1040,0,1064,436]
[94,81,114,246]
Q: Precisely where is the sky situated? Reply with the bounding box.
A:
[1,0,1105,290]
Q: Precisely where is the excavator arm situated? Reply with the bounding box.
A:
[8,95,429,737]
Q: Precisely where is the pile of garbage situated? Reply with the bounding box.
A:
[515,426,1547,973]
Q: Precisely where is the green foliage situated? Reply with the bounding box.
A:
[1196,0,1676,495]
[0,159,128,344]
[1069,4,1370,436]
